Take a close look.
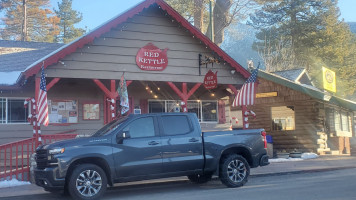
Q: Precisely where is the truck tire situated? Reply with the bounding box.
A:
[68,164,107,200]
[187,173,213,184]
[219,154,250,188]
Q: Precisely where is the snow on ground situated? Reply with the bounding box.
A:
[0,179,30,188]
[0,71,22,85]
[269,153,318,163]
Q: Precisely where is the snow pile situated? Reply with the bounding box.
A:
[269,158,303,163]
[0,71,22,85]
[0,179,30,188]
[301,153,318,159]
[269,153,318,163]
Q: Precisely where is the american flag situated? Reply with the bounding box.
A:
[37,66,49,126]
[232,65,260,107]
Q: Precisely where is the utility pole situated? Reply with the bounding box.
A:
[21,0,27,41]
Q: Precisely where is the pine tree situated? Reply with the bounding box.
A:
[0,0,60,42]
[250,0,356,96]
[54,0,85,43]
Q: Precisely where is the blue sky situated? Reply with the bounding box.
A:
[49,0,356,31]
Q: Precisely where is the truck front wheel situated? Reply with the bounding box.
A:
[219,154,250,188]
[68,164,107,200]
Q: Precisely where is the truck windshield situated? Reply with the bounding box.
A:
[91,116,129,137]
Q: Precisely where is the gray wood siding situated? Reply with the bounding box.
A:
[45,7,245,85]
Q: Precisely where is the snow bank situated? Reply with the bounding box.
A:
[301,153,318,159]
[0,179,30,188]
[0,71,22,85]
[269,153,318,163]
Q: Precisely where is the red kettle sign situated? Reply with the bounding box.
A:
[136,43,169,71]
[204,70,218,89]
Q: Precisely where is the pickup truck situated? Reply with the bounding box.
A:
[34,113,269,200]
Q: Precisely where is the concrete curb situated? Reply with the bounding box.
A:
[250,166,356,177]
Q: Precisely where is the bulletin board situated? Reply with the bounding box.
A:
[48,100,78,124]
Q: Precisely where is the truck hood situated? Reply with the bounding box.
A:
[41,136,111,150]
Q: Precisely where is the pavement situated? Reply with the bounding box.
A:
[0,155,356,198]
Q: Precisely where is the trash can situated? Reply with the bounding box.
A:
[266,135,273,158]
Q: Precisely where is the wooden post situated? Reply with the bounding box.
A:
[167,82,201,112]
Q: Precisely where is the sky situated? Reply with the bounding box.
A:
[49,0,356,31]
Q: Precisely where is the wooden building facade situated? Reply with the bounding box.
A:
[243,69,356,155]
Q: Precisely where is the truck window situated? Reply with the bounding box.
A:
[123,117,155,138]
[161,115,192,136]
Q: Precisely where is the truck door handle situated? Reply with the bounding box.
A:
[189,138,199,143]
[148,141,160,145]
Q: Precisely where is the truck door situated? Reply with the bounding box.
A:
[159,115,204,173]
[112,116,162,178]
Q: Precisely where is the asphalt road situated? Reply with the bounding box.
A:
[1,168,356,200]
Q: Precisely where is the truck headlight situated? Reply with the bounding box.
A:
[49,148,65,155]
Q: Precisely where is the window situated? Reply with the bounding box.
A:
[149,101,165,113]
[202,101,217,122]
[334,111,350,132]
[271,106,295,131]
[0,98,29,124]
[148,100,217,122]
[161,115,191,135]
[123,117,155,138]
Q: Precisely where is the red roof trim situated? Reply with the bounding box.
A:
[23,0,249,79]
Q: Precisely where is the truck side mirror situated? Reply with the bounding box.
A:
[116,131,130,144]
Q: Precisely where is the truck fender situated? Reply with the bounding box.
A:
[65,154,115,187]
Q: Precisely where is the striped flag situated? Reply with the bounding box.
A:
[37,65,49,126]
[232,65,259,107]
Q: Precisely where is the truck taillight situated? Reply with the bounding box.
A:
[261,131,267,149]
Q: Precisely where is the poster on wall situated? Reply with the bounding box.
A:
[83,103,100,120]
[48,100,78,123]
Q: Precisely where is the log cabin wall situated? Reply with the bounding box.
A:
[238,78,323,153]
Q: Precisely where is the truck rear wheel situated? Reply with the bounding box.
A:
[219,154,250,188]
[68,164,107,200]
[187,173,213,184]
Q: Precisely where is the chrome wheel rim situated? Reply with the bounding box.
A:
[227,159,246,183]
[76,170,102,197]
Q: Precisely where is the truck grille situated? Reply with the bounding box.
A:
[36,149,48,169]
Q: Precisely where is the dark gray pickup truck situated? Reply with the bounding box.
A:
[34,113,269,200]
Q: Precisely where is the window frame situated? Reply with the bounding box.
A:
[0,97,30,125]
[148,99,218,123]
[122,116,158,139]
[160,115,194,136]
[271,105,296,131]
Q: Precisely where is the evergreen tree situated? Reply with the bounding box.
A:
[54,0,85,43]
[249,0,356,96]
[0,0,60,42]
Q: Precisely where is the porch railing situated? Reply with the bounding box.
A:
[0,133,77,182]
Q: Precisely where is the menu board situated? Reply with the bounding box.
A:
[48,100,78,123]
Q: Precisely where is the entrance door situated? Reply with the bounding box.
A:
[113,116,162,179]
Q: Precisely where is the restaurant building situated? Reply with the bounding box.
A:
[0,0,248,144]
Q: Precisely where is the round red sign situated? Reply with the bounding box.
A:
[136,43,169,71]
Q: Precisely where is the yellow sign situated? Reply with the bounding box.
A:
[256,92,278,98]
[322,67,336,93]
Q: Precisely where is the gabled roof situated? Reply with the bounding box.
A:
[258,69,356,110]
[272,68,313,86]
[17,0,249,84]
[0,40,64,85]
